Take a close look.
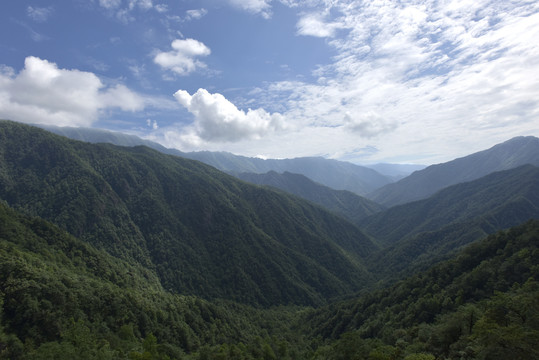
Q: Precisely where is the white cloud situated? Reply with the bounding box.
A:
[153,39,211,76]
[296,12,343,38]
[186,8,208,21]
[0,56,145,127]
[228,0,273,19]
[99,0,121,9]
[344,112,398,138]
[147,118,158,129]
[247,0,539,164]
[154,4,168,13]
[26,6,54,22]
[173,88,285,142]
[98,0,156,23]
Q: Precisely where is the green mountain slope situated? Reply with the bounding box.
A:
[0,120,376,306]
[237,171,385,224]
[359,165,539,279]
[369,136,539,206]
[300,219,539,359]
[0,200,307,359]
[360,165,539,247]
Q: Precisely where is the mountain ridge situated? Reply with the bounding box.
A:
[361,164,539,279]
[0,120,377,306]
[38,124,395,195]
[368,135,539,206]
[237,170,385,225]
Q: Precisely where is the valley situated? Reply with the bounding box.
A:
[0,120,538,359]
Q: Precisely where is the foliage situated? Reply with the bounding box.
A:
[302,220,539,359]
[362,164,539,278]
[238,171,385,225]
[1,121,538,359]
[0,200,304,358]
[0,120,376,306]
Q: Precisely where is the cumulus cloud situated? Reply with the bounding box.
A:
[0,56,145,127]
[153,39,211,76]
[228,0,273,19]
[173,88,285,142]
[26,6,54,22]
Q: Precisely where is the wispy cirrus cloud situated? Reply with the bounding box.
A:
[97,0,158,23]
[185,8,207,21]
[250,0,539,163]
[227,0,273,19]
[26,6,54,22]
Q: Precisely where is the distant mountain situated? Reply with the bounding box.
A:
[0,120,376,306]
[39,124,172,149]
[360,165,539,277]
[238,171,385,224]
[39,125,394,195]
[368,136,539,206]
[364,163,426,180]
[186,153,394,195]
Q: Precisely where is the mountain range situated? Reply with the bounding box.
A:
[368,136,539,206]
[1,120,538,359]
[39,125,397,195]
[237,171,385,225]
[362,164,539,278]
[0,120,376,306]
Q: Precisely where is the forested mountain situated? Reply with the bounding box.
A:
[0,120,376,306]
[39,125,394,195]
[369,136,539,206]
[361,164,539,246]
[360,165,539,278]
[40,124,170,149]
[299,219,539,360]
[0,200,316,359]
[237,171,385,224]
[1,198,537,359]
[2,121,538,359]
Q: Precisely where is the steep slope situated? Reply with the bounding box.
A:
[300,220,539,359]
[0,200,297,358]
[360,165,539,278]
[369,136,539,206]
[0,120,377,306]
[360,165,539,247]
[238,171,385,224]
[39,125,394,195]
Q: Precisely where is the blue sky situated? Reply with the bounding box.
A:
[1,0,538,165]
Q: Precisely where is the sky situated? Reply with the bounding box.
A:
[0,0,538,165]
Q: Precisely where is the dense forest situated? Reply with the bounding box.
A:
[0,121,538,359]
